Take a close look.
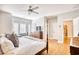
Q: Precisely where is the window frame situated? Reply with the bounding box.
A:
[13,22,29,36]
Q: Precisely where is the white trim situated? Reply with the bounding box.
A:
[58,40,63,43]
[0,10,11,15]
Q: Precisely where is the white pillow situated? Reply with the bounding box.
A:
[0,36,15,54]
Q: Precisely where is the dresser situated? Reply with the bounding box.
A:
[30,31,43,39]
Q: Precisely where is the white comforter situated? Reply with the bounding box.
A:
[5,36,46,55]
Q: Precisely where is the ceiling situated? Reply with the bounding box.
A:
[0,4,79,20]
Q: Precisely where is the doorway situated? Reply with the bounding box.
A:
[64,20,73,44]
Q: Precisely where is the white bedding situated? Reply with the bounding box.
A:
[5,36,46,55]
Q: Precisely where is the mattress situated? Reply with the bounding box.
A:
[5,36,46,55]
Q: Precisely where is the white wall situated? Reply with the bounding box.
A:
[73,16,79,37]
[0,10,12,34]
[31,17,46,40]
[56,16,64,43]
[12,16,32,24]
[57,9,79,43]
[31,17,44,32]
[48,17,57,40]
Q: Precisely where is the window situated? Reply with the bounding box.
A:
[13,22,31,36]
[13,23,19,35]
[19,24,27,34]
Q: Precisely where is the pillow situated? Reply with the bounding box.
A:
[6,33,19,47]
[0,36,15,54]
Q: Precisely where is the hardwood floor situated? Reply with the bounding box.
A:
[42,37,71,55]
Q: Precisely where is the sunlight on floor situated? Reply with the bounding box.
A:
[48,37,71,55]
[42,37,71,55]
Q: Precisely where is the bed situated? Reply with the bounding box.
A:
[5,36,46,55]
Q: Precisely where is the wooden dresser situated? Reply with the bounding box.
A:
[30,31,43,39]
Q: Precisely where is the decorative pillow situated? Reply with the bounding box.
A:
[6,33,19,47]
[0,36,15,54]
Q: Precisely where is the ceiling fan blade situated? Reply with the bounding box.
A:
[32,6,39,10]
[32,11,39,14]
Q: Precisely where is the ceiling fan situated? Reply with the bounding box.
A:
[27,5,39,14]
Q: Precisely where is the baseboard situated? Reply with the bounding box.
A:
[58,40,63,43]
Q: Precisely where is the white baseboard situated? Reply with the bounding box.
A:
[58,40,63,43]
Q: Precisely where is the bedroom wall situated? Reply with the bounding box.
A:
[0,10,13,34]
[31,17,44,32]
[31,17,45,40]
[57,9,79,43]
[56,16,64,43]
[12,16,32,24]
[73,16,79,37]
[47,16,58,40]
